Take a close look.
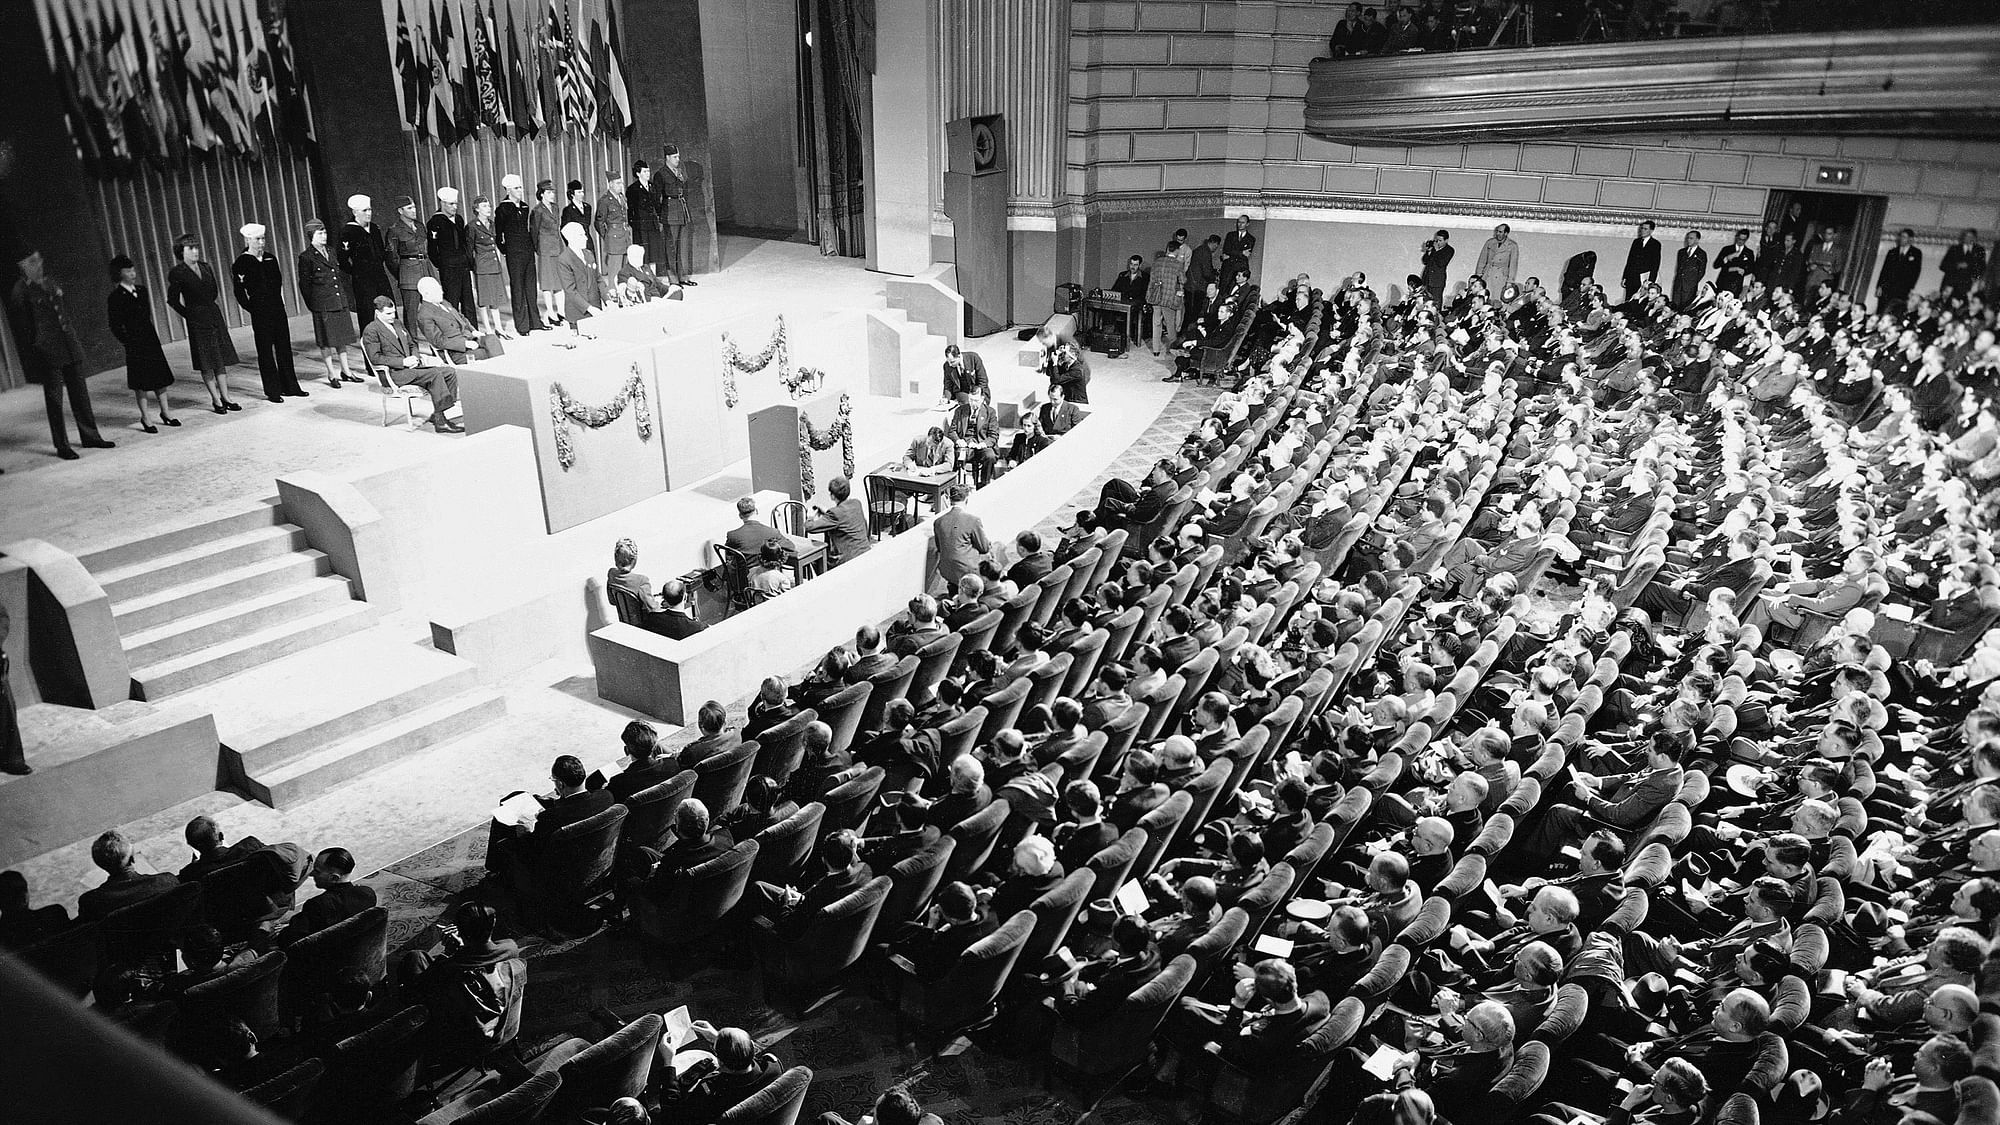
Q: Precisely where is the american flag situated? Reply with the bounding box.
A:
[555,0,595,134]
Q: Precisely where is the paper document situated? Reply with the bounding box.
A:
[1115,880,1150,916]
[1361,1044,1411,1082]
[492,792,542,830]
[1253,934,1295,958]
[662,1005,697,1051]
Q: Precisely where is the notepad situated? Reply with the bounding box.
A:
[1361,1044,1412,1082]
[662,1005,697,1051]
[1254,934,1295,959]
[491,791,543,831]
[1115,880,1150,917]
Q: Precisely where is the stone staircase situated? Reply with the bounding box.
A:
[81,499,506,808]
[870,306,954,397]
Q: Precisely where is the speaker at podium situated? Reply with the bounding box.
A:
[946,114,1010,338]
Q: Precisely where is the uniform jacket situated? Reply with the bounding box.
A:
[231,251,287,316]
[387,217,436,287]
[337,222,394,291]
[426,212,471,270]
[296,246,352,313]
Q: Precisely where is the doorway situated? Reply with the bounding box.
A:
[1761,189,1887,298]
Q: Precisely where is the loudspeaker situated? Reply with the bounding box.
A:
[945,114,1010,336]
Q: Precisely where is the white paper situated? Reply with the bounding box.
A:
[662,1005,696,1051]
[1361,1044,1410,1081]
[1115,880,1150,916]
[1254,934,1295,958]
[492,792,542,831]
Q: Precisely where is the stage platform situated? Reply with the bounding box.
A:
[0,236,1181,912]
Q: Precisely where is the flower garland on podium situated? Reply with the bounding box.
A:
[798,393,857,499]
[720,316,789,408]
[549,365,653,471]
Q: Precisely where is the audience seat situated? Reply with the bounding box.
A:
[1533,982,1589,1045]
[200,857,298,944]
[693,740,760,821]
[751,802,826,886]
[1178,759,1235,851]
[1086,828,1146,902]
[950,610,1004,678]
[620,770,699,855]
[753,713,818,786]
[943,799,1012,884]
[181,949,287,1041]
[1715,1093,1760,1125]
[1491,1039,1554,1115]
[16,919,99,998]
[1096,705,1147,779]
[1349,944,1412,1003]
[881,835,957,932]
[857,656,921,733]
[1134,676,1186,744]
[894,908,1034,1048]
[718,1064,813,1125]
[635,839,758,955]
[1280,821,1336,891]
[432,1070,562,1125]
[1055,731,1107,783]
[763,875,891,1008]
[1018,869,1094,970]
[1022,653,1074,716]
[1130,791,1194,882]
[1233,863,1296,945]
[513,804,627,935]
[1102,606,1145,666]
[1198,993,1364,1125]
[990,587,1040,657]
[1183,908,1249,988]
[243,1057,326,1120]
[935,706,988,765]
[539,1013,661,1122]
[1030,566,1074,629]
[1059,550,1100,609]
[1050,953,1196,1109]
[908,633,963,705]
[818,766,886,837]
[317,1003,429,1125]
[817,682,873,756]
[99,880,203,985]
[280,904,388,1021]
[978,678,1032,743]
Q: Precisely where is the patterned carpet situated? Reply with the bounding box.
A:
[348,368,1222,1124]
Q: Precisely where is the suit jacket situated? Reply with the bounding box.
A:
[933,506,992,587]
[1420,241,1454,293]
[654,162,697,225]
[494,200,533,258]
[657,609,703,639]
[231,251,287,317]
[645,831,736,897]
[1009,551,1054,588]
[1672,246,1707,307]
[78,872,180,922]
[1878,245,1923,299]
[1054,819,1120,872]
[1584,765,1682,829]
[807,498,870,563]
[942,352,990,400]
[678,729,743,771]
[1110,268,1150,304]
[1063,944,1163,1026]
[532,789,616,841]
[783,861,874,938]
[414,302,477,356]
[845,652,899,684]
[1215,990,1332,1071]
[949,402,999,447]
[726,521,790,560]
[387,218,435,287]
[556,248,601,320]
[1622,236,1661,290]
[1715,243,1756,292]
[1039,400,1082,435]
[531,203,565,259]
[607,757,680,803]
[361,318,421,373]
[276,883,378,946]
[296,247,351,313]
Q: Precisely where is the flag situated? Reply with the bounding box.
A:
[505,0,538,137]
[539,1,564,133]
[393,0,419,131]
[558,1,595,135]
[474,0,509,134]
[430,0,459,143]
[259,0,313,144]
[603,0,632,139]
[587,16,610,139]
[452,0,479,138]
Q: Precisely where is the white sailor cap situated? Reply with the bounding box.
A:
[240,222,266,240]
[347,194,371,211]
[500,173,523,189]
[437,186,460,204]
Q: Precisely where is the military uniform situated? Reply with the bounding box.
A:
[231,242,304,399]
[386,209,436,325]
[337,220,394,328]
[426,208,474,317]
[653,154,699,284]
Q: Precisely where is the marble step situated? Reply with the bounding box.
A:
[242,688,507,807]
[111,550,336,634]
[130,601,380,700]
[77,499,285,575]
[120,576,358,667]
[96,524,310,603]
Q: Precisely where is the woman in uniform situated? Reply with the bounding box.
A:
[105,254,178,432]
[531,179,566,330]
[469,195,510,339]
[297,218,361,388]
[165,234,242,414]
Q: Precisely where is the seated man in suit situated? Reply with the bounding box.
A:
[614,244,675,304]
[1751,546,1878,639]
[656,1026,783,1123]
[1514,731,1684,872]
[889,880,998,981]
[360,297,461,433]
[1109,749,1172,831]
[724,496,791,562]
[411,275,483,362]
[1018,382,1083,460]
[1053,779,1121,872]
[676,700,740,771]
[806,475,872,565]
[949,387,1003,486]
[276,848,377,946]
[0,871,71,951]
[654,579,703,639]
[1180,957,1331,1073]
[941,575,991,631]
[1008,530,1055,588]
[178,815,274,883]
[1059,915,1163,1026]
[1097,459,1179,536]
[484,754,617,886]
[77,830,180,922]
[641,799,734,897]
[907,425,953,472]
[176,819,309,928]
[605,537,697,639]
[600,720,679,802]
[1150,875,1220,961]
[749,828,874,940]
[398,903,526,1062]
[888,593,949,658]
[845,624,898,683]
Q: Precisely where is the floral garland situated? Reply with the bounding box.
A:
[549,365,653,471]
[798,393,857,499]
[783,366,826,400]
[719,315,789,409]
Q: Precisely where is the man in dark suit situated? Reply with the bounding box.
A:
[888,594,949,658]
[655,579,704,639]
[845,625,898,683]
[1059,916,1163,1026]
[178,815,270,883]
[807,475,872,565]
[1053,779,1120,871]
[949,388,1003,486]
[276,847,377,946]
[662,1027,782,1123]
[677,701,740,770]
[230,223,304,402]
[1008,530,1054,588]
[77,831,179,922]
[1876,227,1924,314]
[1516,733,1684,871]
[1621,220,1662,302]
[752,829,873,939]
[1188,958,1332,1072]
[642,799,735,897]
[1022,381,1082,458]
[889,881,998,980]
[360,298,460,433]
[724,496,791,561]
[941,344,989,406]
[485,755,616,885]
[1671,229,1707,309]
[1185,234,1221,314]
[1155,606,1201,673]
[1419,230,1454,304]
[605,720,679,802]
[493,174,541,332]
[942,576,992,631]
[933,485,993,593]
[1097,460,1178,535]
[1714,228,1756,295]
[1109,750,1171,830]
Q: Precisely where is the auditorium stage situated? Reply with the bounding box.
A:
[0,236,1182,912]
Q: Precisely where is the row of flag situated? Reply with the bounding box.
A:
[32,0,316,175]
[388,0,632,145]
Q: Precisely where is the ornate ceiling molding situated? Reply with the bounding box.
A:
[1305,27,2000,141]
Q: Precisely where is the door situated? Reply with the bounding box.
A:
[1761,189,1887,299]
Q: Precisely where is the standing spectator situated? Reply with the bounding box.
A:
[1942,229,1987,301]
[531,179,566,329]
[933,484,992,592]
[337,195,395,329]
[1621,220,1661,301]
[165,234,243,415]
[1876,228,1923,314]
[426,187,475,317]
[1804,225,1844,293]
[1040,326,1093,404]
[386,194,435,326]
[628,160,665,274]
[494,173,541,334]
[1186,234,1221,316]
[1380,7,1421,51]
[230,223,305,404]
[1671,230,1707,309]
[298,219,362,389]
[1713,228,1756,295]
[1221,215,1257,285]
[1329,3,1366,55]
[1420,230,1454,304]
[1476,224,1519,294]
[594,167,632,301]
[1148,241,1187,356]
[467,196,510,340]
[941,343,990,407]
[655,144,701,286]
[106,254,179,433]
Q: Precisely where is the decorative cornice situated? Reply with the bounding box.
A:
[1306,26,2000,141]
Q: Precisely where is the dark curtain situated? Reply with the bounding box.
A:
[806,0,871,258]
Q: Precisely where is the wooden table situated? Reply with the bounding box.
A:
[869,462,956,516]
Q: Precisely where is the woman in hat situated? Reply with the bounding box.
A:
[105,254,179,432]
[468,195,510,339]
[531,179,565,329]
[560,179,592,249]
[165,233,242,413]
[297,219,361,388]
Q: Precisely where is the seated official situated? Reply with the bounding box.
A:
[1016,382,1082,461]
[1178,957,1332,1073]
[1097,459,1179,535]
[412,275,484,362]
[1008,530,1054,587]
[1059,915,1163,1027]
[725,496,792,562]
[948,389,1001,486]
[846,624,899,682]
[654,1026,782,1124]
[987,835,1065,921]
[78,830,180,923]
[1052,779,1120,872]
[677,700,741,771]
[1149,875,1221,961]
[614,245,675,303]
[716,776,800,841]
[748,828,873,940]
[889,881,998,981]
[907,426,953,472]
[397,903,527,1061]
[361,296,461,433]
[605,537,700,639]
[640,800,734,900]
[806,475,872,565]
[742,678,798,742]
[598,720,680,803]
[484,755,616,885]
[275,848,377,947]
[749,539,794,600]
[887,594,948,657]
[787,721,857,805]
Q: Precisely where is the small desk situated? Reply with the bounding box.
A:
[1082,294,1141,344]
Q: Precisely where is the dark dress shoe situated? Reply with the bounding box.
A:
[285,389,310,397]
[212,404,228,414]
[141,424,158,434]
[267,395,283,403]
[224,401,242,411]
[162,418,181,426]
[57,448,80,460]
[82,438,116,448]
[1,763,31,775]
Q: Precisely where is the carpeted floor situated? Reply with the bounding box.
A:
[350,372,1225,1125]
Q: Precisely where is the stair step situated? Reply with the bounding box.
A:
[97,525,309,603]
[243,688,508,807]
[120,578,358,667]
[214,642,482,773]
[112,551,336,633]
[131,601,380,700]
[78,500,285,574]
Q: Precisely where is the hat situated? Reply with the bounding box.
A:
[239,222,266,240]
[500,172,523,189]
[392,194,415,209]
[372,295,397,310]
[1724,763,1766,798]
[662,143,680,156]
[303,218,326,234]
[346,194,371,211]
[107,254,134,277]
[436,186,459,204]
[605,167,621,180]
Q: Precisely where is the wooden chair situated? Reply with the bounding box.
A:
[865,475,919,537]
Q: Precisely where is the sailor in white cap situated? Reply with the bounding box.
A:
[495,174,539,332]
[233,221,305,401]
[340,193,395,330]
[427,185,473,317]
